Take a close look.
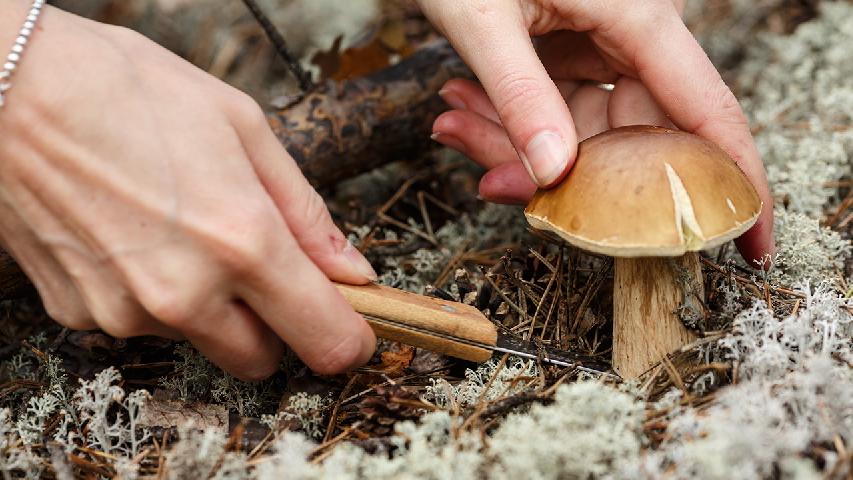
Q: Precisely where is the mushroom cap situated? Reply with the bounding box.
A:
[524,126,762,257]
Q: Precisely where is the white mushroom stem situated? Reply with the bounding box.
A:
[612,252,704,379]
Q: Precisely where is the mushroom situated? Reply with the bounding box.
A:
[524,126,761,378]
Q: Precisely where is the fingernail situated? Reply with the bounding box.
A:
[519,131,569,186]
[438,89,467,110]
[431,132,467,154]
[344,241,377,281]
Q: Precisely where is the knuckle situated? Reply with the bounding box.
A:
[115,263,197,330]
[107,24,143,41]
[305,334,365,375]
[226,90,267,129]
[716,89,748,122]
[87,297,148,339]
[299,189,333,234]
[43,298,92,331]
[490,71,549,124]
[212,204,277,276]
[630,1,681,43]
[97,316,142,339]
[693,84,749,134]
[37,282,93,330]
[629,0,671,21]
[136,288,195,330]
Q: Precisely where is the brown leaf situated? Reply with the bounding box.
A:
[332,38,393,81]
[138,395,228,434]
[376,344,415,376]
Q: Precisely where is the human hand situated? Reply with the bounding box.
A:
[418,0,774,264]
[0,4,377,380]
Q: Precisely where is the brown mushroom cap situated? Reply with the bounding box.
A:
[524,126,762,257]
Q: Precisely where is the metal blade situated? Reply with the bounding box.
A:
[363,314,614,377]
[493,333,614,377]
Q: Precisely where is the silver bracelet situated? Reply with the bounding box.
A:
[0,0,45,109]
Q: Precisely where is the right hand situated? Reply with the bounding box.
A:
[0,3,377,380]
[420,0,774,265]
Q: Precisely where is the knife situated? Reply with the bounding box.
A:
[335,282,613,376]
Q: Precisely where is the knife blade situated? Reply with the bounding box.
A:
[335,282,614,377]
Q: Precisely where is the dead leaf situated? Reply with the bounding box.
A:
[408,348,449,374]
[66,331,115,353]
[332,38,393,81]
[376,344,414,376]
[139,395,228,434]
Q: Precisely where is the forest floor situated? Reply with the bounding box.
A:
[0,0,850,479]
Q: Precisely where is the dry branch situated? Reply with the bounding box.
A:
[273,39,470,187]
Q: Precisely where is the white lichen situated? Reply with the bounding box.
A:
[488,382,644,480]
[771,208,850,286]
[736,2,853,218]
[262,392,331,440]
[642,284,852,479]
[425,357,538,409]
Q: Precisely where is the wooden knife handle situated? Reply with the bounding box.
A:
[334,282,497,362]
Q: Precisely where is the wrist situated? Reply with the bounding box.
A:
[0,1,33,41]
[1,0,47,108]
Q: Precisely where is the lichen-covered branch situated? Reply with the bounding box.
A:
[273,40,471,188]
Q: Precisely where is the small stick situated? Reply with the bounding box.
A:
[825,190,853,227]
[377,212,438,246]
[310,422,363,463]
[248,431,274,460]
[433,241,471,288]
[420,191,460,216]
[323,374,360,443]
[240,0,313,92]
[480,269,525,318]
[66,453,113,477]
[570,258,611,332]
[541,251,563,342]
[526,262,556,340]
[528,249,557,273]
[700,257,806,299]
[416,191,435,242]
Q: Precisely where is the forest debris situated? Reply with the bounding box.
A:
[138,397,228,434]
[356,384,426,436]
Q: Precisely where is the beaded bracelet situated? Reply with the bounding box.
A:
[0,0,45,108]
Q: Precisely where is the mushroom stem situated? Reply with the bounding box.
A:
[612,252,703,378]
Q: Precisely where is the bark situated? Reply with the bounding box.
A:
[274,39,471,188]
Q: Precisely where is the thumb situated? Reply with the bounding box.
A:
[422,1,577,187]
